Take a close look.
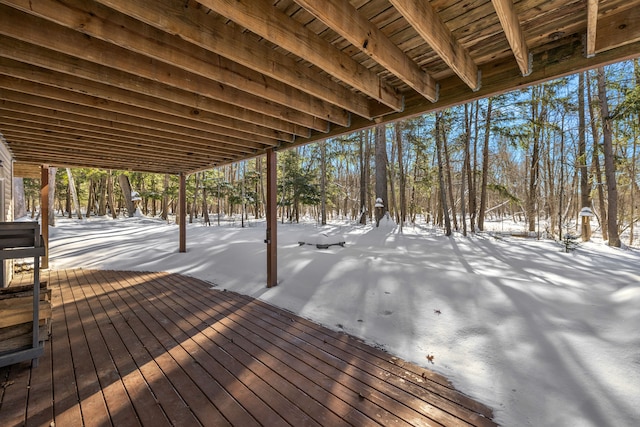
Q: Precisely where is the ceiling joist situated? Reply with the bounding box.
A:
[389,0,480,91]
[594,3,640,54]
[586,0,599,58]
[93,0,374,121]
[294,0,439,103]
[0,57,280,148]
[0,2,329,133]
[201,0,404,112]
[491,0,531,76]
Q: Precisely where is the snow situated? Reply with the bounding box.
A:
[44,215,640,427]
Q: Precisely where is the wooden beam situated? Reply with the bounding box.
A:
[295,0,438,102]
[595,4,640,54]
[12,163,41,179]
[201,0,404,112]
[265,149,277,288]
[93,0,373,120]
[586,0,599,58]
[0,3,330,132]
[40,165,49,270]
[389,0,480,91]
[179,173,186,253]
[491,0,531,76]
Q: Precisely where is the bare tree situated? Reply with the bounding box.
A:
[631,60,640,244]
[441,117,458,231]
[467,101,478,233]
[118,174,135,218]
[320,140,327,225]
[375,124,389,226]
[48,167,57,226]
[478,97,493,231]
[395,122,407,231]
[435,112,452,236]
[587,71,608,239]
[597,67,621,247]
[66,168,82,219]
[578,72,592,240]
[359,130,367,224]
[526,86,545,232]
[161,173,170,220]
[190,172,200,223]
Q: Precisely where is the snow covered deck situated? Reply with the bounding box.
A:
[1,269,496,426]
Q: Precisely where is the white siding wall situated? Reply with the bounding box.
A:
[0,139,13,286]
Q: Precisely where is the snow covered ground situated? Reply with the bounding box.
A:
[43,215,640,426]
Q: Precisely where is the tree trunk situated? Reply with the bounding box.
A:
[150,176,157,217]
[48,167,57,226]
[359,130,367,224]
[395,123,406,231]
[632,60,640,245]
[597,66,621,247]
[106,170,116,219]
[375,124,389,226]
[366,129,373,222]
[442,122,458,231]
[558,124,565,240]
[85,178,93,218]
[578,72,592,241]
[190,172,200,224]
[13,178,26,219]
[320,140,327,225]
[527,87,543,232]
[202,184,210,226]
[118,174,135,218]
[161,173,170,220]
[631,129,637,246]
[98,175,107,216]
[545,147,557,237]
[387,136,398,223]
[255,158,262,219]
[478,97,493,231]
[460,152,468,237]
[66,183,71,218]
[409,147,420,223]
[435,112,452,236]
[470,100,479,232]
[587,71,608,239]
[66,168,83,219]
[241,163,247,227]
[461,103,472,236]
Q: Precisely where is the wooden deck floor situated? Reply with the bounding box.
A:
[1,269,497,426]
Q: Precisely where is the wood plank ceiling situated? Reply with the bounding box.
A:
[1,0,640,174]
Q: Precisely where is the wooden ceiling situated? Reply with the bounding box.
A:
[1,0,640,174]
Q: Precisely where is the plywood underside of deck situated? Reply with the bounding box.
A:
[1,269,496,426]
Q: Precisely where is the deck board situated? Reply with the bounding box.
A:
[0,269,497,427]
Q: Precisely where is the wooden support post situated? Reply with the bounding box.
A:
[179,172,186,253]
[40,165,49,269]
[266,149,277,288]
